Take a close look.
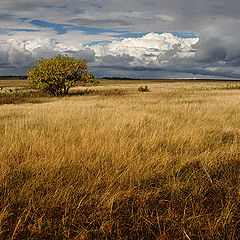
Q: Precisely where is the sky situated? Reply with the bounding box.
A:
[0,0,240,79]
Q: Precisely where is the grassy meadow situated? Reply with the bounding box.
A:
[0,79,240,239]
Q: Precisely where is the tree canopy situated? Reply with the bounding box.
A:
[28,55,94,96]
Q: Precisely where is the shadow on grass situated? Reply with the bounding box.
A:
[68,88,124,97]
[0,91,49,105]
[0,88,125,105]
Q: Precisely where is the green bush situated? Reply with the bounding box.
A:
[88,74,100,85]
[138,85,150,92]
[28,55,94,96]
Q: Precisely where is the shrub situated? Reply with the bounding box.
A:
[28,55,94,96]
[222,84,240,90]
[138,85,150,92]
[87,73,100,85]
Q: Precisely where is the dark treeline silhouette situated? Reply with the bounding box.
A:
[103,77,138,80]
[0,76,28,80]
[102,77,240,81]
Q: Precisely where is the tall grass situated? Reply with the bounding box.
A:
[0,81,239,239]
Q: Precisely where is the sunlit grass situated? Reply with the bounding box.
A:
[0,81,240,239]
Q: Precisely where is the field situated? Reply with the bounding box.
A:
[0,79,240,239]
[0,77,29,88]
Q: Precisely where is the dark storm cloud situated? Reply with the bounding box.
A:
[96,54,135,67]
[0,0,240,78]
[65,48,95,63]
[1,0,240,32]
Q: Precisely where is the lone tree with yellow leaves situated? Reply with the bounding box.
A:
[28,55,95,96]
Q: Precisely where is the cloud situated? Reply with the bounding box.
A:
[0,38,96,73]
[65,48,95,63]
[91,32,199,70]
[95,54,135,68]
[0,30,238,79]
[1,0,240,78]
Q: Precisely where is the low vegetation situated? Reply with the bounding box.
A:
[0,80,240,239]
[138,85,150,92]
[0,87,124,105]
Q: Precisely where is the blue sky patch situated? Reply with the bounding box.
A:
[42,5,55,9]
[30,19,129,35]
[28,19,198,40]
[58,5,68,9]
[91,3,103,8]
[73,9,85,14]
[115,32,198,39]
[115,32,147,38]
[30,20,67,34]
[88,40,114,46]
[42,5,68,9]
[0,28,40,34]
[19,17,31,22]
[12,28,40,32]
[171,32,198,38]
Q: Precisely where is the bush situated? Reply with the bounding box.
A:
[87,73,100,85]
[138,85,150,92]
[28,55,94,96]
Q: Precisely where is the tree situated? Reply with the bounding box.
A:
[28,55,94,96]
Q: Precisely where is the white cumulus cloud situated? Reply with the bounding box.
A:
[0,38,95,74]
[91,32,199,68]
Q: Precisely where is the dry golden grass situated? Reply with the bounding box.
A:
[0,78,29,88]
[0,80,240,239]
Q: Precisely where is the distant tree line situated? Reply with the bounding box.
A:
[103,77,138,80]
[0,76,139,81]
[0,75,28,80]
